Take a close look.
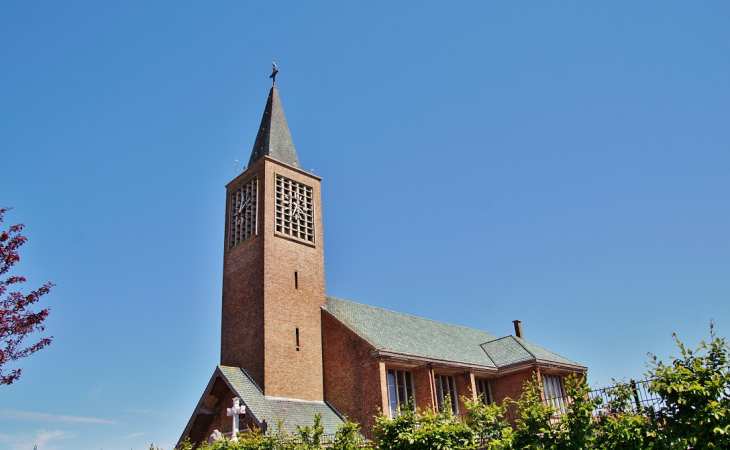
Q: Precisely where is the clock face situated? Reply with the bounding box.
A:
[229,177,258,249]
[234,194,253,225]
[275,175,314,243]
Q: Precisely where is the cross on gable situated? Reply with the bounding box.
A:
[227,397,246,416]
[226,397,246,442]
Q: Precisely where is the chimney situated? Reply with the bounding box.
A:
[513,320,523,339]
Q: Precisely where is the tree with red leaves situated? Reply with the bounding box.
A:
[0,207,54,385]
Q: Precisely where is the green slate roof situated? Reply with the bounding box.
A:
[480,336,580,368]
[325,296,583,370]
[219,366,344,434]
[248,87,301,169]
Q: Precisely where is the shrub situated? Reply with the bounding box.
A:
[647,323,730,450]
[375,398,476,450]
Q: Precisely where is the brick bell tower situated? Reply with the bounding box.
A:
[221,77,325,401]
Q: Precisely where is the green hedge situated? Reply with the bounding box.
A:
[174,325,730,450]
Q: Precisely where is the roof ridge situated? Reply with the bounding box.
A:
[326,296,496,336]
[481,335,516,345]
[511,335,537,359]
[516,336,580,365]
[479,343,498,367]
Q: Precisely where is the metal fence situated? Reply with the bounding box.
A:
[282,434,339,446]
[494,378,663,426]
[590,379,664,415]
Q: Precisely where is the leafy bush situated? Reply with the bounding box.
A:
[553,375,601,450]
[332,421,368,450]
[510,374,556,450]
[175,326,730,450]
[375,398,475,450]
[647,323,730,450]
[178,416,368,450]
[462,395,513,450]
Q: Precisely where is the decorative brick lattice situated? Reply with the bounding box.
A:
[275,175,314,243]
[229,177,258,249]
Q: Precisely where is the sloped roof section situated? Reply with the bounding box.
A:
[325,297,584,371]
[219,366,344,434]
[325,296,498,367]
[480,335,582,368]
[248,87,301,169]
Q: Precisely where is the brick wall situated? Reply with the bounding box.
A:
[321,311,386,438]
[454,371,476,413]
[221,157,326,401]
[489,368,537,406]
[221,161,267,387]
[412,366,436,411]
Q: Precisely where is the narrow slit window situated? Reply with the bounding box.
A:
[295,327,300,351]
[295,271,298,289]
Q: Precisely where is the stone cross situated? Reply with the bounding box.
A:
[226,397,246,442]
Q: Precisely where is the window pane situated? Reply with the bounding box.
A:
[387,370,397,417]
[476,379,491,405]
[397,370,407,407]
[387,369,414,416]
[543,375,554,400]
[448,377,457,413]
[542,374,567,414]
[434,375,457,413]
[405,371,413,405]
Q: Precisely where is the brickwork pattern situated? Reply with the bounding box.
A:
[321,311,386,438]
[454,371,476,413]
[489,368,538,406]
[221,157,325,401]
[221,162,267,386]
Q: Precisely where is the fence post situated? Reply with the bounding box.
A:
[630,379,642,413]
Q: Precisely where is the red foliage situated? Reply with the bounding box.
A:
[0,207,54,385]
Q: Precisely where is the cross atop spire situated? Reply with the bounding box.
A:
[247,84,301,169]
[270,60,279,86]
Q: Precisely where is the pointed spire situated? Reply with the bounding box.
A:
[248,86,301,169]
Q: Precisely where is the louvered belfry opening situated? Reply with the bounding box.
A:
[275,174,315,243]
[229,177,258,249]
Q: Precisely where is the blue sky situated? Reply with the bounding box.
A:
[1,1,729,449]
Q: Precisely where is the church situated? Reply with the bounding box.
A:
[179,74,586,446]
